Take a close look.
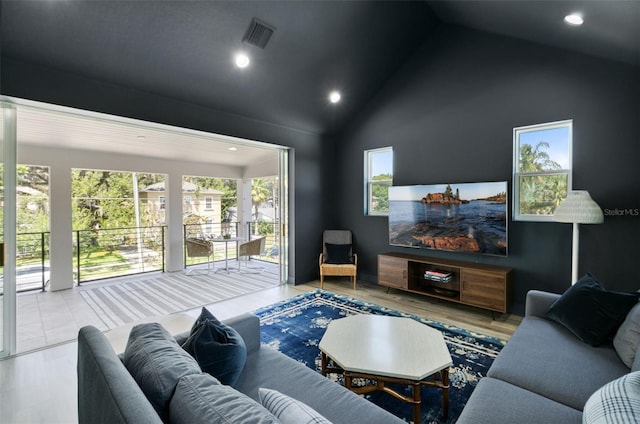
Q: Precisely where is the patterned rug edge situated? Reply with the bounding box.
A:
[254,289,507,347]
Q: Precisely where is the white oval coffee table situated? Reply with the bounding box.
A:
[319,314,453,423]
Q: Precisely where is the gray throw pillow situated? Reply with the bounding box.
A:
[614,302,640,368]
[123,322,201,420]
[583,371,640,424]
[259,388,333,424]
[170,374,281,424]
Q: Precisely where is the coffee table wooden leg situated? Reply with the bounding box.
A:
[412,382,421,424]
[442,368,449,419]
[321,352,327,376]
[344,373,352,390]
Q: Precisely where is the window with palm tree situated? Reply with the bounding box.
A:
[513,120,572,221]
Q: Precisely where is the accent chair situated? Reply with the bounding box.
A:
[185,237,215,274]
[319,230,357,290]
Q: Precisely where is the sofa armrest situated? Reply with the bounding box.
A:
[525,290,561,318]
[78,326,162,424]
[223,313,261,354]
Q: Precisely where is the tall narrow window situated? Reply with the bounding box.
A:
[513,120,572,221]
[205,196,213,210]
[364,147,393,216]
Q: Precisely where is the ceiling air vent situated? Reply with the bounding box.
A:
[243,18,275,49]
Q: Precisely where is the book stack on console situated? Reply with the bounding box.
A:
[424,269,453,283]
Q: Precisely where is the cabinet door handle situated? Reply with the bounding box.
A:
[403,270,406,280]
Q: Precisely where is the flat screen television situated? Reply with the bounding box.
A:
[388,181,508,256]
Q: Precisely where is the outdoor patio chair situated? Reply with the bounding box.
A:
[185,237,214,275]
[238,237,266,274]
[319,230,357,290]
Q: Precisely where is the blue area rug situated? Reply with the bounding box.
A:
[254,290,506,424]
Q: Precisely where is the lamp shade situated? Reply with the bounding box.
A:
[553,190,604,224]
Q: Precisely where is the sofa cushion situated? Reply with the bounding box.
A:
[169,374,281,424]
[487,316,629,410]
[259,388,332,424]
[583,371,640,423]
[234,345,405,423]
[182,307,247,386]
[545,273,639,346]
[123,322,201,420]
[614,302,640,367]
[456,377,582,424]
[632,345,640,372]
[324,243,352,264]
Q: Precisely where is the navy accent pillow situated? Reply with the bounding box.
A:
[123,322,201,420]
[182,307,247,386]
[325,243,352,264]
[545,273,640,346]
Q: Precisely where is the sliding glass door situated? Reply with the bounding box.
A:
[278,149,289,285]
[1,102,18,357]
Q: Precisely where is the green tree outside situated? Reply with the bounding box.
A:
[518,141,568,215]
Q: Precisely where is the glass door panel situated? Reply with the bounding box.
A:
[278,149,289,285]
[1,102,18,357]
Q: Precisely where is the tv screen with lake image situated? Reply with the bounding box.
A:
[389,181,508,256]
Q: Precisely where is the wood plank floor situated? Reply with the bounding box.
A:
[309,279,522,341]
[0,279,523,424]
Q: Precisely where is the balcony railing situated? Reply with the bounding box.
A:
[0,220,279,293]
[0,232,50,294]
[74,226,166,285]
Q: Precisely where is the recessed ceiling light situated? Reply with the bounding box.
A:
[564,14,584,26]
[234,52,250,68]
[329,90,341,104]
[228,147,238,151]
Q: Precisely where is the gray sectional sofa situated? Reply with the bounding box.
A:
[77,312,404,424]
[457,290,634,423]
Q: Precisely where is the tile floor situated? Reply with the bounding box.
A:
[7,261,279,354]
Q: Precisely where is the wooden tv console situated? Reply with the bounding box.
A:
[378,252,512,314]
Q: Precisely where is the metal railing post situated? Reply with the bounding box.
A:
[162,226,166,272]
[76,230,81,285]
[41,232,46,292]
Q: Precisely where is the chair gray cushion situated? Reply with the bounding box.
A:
[182,307,247,386]
[614,302,640,367]
[259,388,332,424]
[123,322,201,420]
[169,374,280,424]
[583,371,640,423]
[545,273,639,346]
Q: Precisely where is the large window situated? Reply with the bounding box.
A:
[513,120,572,221]
[364,147,393,216]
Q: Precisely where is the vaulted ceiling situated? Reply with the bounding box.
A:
[1,1,638,143]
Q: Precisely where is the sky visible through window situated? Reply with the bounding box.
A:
[519,127,570,169]
[372,150,393,176]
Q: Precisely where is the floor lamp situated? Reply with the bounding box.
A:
[552,190,604,285]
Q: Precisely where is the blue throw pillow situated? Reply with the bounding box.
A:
[545,273,639,346]
[325,243,352,264]
[182,307,247,386]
